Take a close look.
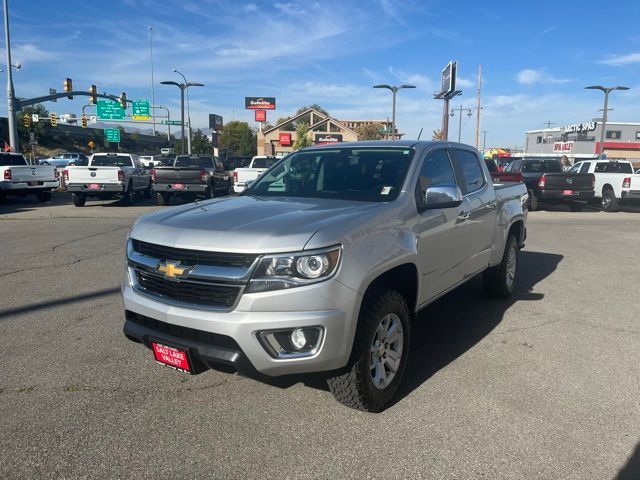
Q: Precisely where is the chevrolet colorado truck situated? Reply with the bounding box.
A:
[152,154,229,205]
[65,153,152,207]
[122,141,528,412]
[568,160,640,212]
[0,152,58,203]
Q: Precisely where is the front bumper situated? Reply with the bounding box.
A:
[538,190,595,202]
[153,183,207,193]
[66,183,125,193]
[121,278,360,377]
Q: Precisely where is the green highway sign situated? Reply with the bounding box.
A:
[132,99,150,120]
[104,128,121,143]
[97,100,125,120]
[161,120,182,125]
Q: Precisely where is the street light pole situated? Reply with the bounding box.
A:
[173,69,192,153]
[160,77,203,155]
[3,0,18,152]
[373,84,416,140]
[586,85,630,160]
[450,105,472,143]
[148,26,156,136]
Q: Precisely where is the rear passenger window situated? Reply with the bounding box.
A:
[417,149,456,193]
[453,149,485,193]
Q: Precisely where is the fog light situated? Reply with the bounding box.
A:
[290,328,306,350]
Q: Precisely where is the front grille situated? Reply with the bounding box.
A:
[132,239,257,268]
[126,311,241,350]
[136,271,240,308]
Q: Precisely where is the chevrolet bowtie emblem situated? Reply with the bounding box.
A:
[157,260,191,279]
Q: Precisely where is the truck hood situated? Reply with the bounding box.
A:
[131,195,383,253]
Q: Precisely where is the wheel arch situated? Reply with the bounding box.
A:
[360,263,419,316]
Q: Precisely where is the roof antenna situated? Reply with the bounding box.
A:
[417,127,423,140]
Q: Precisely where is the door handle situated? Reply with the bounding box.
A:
[486,200,497,209]
[457,211,470,221]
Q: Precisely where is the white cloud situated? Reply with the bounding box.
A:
[456,76,475,89]
[539,25,557,35]
[598,52,640,66]
[11,43,54,63]
[516,68,570,86]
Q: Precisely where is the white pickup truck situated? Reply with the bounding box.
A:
[232,155,280,193]
[569,160,640,211]
[64,153,152,207]
[0,152,58,203]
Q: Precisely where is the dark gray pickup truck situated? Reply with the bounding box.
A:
[151,155,229,205]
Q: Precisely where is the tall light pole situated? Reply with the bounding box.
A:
[585,85,629,159]
[373,84,416,140]
[160,78,203,154]
[3,0,18,152]
[148,26,156,136]
[173,69,194,152]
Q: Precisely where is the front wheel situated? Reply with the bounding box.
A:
[327,289,410,412]
[483,234,518,299]
[143,181,152,199]
[72,193,86,207]
[121,182,134,206]
[601,188,618,212]
[527,189,539,211]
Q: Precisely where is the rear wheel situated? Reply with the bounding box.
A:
[36,191,52,202]
[527,189,539,211]
[121,181,134,206]
[601,188,618,212]
[204,183,213,199]
[327,289,410,412]
[483,234,518,299]
[72,193,86,207]
[143,181,152,199]
[155,192,169,206]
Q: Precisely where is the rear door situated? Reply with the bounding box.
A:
[414,148,471,304]
[450,148,497,277]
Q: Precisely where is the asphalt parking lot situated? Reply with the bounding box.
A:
[1,193,639,479]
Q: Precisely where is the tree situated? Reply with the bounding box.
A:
[354,123,384,141]
[432,129,445,140]
[191,129,213,154]
[17,104,52,151]
[219,121,256,157]
[292,123,312,150]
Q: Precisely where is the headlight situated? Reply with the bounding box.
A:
[246,246,342,293]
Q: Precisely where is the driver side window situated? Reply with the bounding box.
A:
[416,149,457,198]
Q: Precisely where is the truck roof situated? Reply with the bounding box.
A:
[303,140,474,150]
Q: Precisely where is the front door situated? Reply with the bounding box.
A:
[414,148,470,304]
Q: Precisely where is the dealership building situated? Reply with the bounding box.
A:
[257,108,404,156]
[524,121,640,166]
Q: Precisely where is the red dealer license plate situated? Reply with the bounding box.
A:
[172,183,185,190]
[88,183,101,190]
[151,342,192,373]
[562,189,576,196]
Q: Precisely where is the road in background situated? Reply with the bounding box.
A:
[1,193,639,479]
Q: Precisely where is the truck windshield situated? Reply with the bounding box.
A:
[0,154,27,166]
[91,155,133,167]
[247,147,414,202]
[174,156,213,167]
[252,157,279,168]
[521,160,562,173]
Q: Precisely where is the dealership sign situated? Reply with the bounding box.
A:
[255,109,266,122]
[279,132,292,146]
[245,97,276,110]
[562,121,596,133]
[209,114,223,131]
[553,141,574,152]
[315,134,343,144]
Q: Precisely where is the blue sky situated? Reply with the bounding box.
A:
[4,0,640,148]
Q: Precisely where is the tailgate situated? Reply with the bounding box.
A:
[154,168,202,184]
[235,168,264,183]
[9,165,56,182]
[68,167,122,184]
[543,173,594,191]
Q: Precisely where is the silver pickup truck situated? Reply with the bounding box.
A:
[122,141,528,411]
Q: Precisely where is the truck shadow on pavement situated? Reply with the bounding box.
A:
[616,441,640,479]
[259,250,564,406]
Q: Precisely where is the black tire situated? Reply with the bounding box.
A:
[143,181,152,199]
[569,203,584,212]
[601,188,618,212]
[155,192,169,206]
[36,191,52,203]
[327,289,411,412]
[204,183,214,199]
[483,234,519,299]
[527,189,539,211]
[72,193,86,207]
[121,182,134,206]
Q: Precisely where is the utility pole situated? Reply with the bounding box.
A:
[148,26,156,136]
[450,105,472,143]
[3,0,18,152]
[482,130,488,151]
[475,65,482,148]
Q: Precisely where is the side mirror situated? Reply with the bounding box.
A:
[422,184,463,210]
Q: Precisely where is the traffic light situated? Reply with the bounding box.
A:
[119,92,127,109]
[81,114,87,128]
[63,78,74,99]
[89,85,97,104]
[50,112,57,127]
[23,113,30,128]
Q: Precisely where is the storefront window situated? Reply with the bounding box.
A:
[606,130,622,139]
